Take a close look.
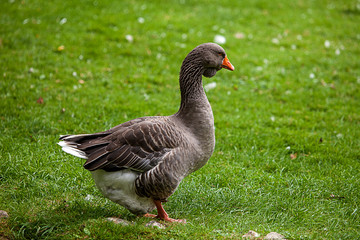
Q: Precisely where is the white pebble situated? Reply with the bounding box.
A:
[137,17,144,24]
[59,18,67,25]
[214,35,226,44]
[235,32,245,39]
[125,34,134,43]
[204,82,217,91]
[324,40,331,48]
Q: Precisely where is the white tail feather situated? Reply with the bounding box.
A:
[58,141,88,159]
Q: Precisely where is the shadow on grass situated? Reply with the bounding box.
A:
[342,9,360,15]
[11,199,136,239]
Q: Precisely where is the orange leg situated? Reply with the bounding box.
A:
[144,200,186,223]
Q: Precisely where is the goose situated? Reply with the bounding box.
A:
[58,43,234,223]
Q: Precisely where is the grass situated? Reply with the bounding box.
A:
[1,0,359,239]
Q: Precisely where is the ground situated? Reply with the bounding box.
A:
[0,0,359,239]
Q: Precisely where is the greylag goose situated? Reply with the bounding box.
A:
[58,43,234,223]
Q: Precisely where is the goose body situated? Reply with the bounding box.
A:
[58,43,234,222]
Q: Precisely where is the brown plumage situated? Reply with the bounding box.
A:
[58,43,234,222]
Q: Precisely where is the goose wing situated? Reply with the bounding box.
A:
[59,118,181,172]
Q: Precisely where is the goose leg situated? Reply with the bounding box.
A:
[144,200,186,223]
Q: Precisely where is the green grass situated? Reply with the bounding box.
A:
[1,0,360,239]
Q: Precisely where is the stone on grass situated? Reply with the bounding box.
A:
[107,217,132,226]
[0,210,9,218]
[242,230,260,238]
[145,220,166,229]
[264,232,286,240]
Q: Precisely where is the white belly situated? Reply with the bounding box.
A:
[91,169,156,215]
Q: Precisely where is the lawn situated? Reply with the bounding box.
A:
[1,0,359,239]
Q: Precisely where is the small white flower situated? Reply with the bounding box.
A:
[79,55,84,60]
[204,82,217,91]
[309,73,315,79]
[85,194,94,201]
[214,35,226,44]
[143,93,150,101]
[125,34,134,42]
[59,18,67,25]
[263,59,269,65]
[256,66,263,71]
[336,133,343,138]
[23,18,29,24]
[291,44,297,50]
[137,17,144,24]
[324,40,331,48]
[72,72,77,77]
[297,35,303,40]
[270,116,276,122]
[286,146,291,150]
[181,33,187,40]
[335,49,340,55]
[272,38,279,44]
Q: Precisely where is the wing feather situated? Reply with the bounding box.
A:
[59,117,181,172]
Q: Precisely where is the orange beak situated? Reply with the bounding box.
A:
[221,55,234,71]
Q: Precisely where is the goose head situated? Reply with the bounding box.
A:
[186,43,234,78]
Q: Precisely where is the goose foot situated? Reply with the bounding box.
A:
[143,200,186,223]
